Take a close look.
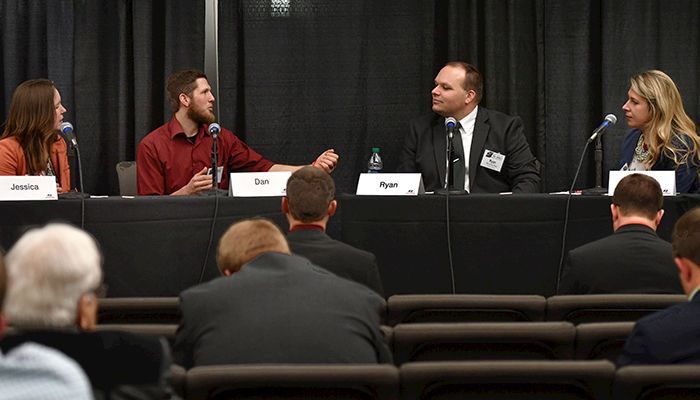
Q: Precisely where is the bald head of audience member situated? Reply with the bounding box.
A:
[4,224,102,331]
[611,174,664,231]
[672,207,700,296]
[282,166,337,230]
[217,219,291,276]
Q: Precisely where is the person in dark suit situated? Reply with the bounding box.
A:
[558,173,682,295]
[283,166,384,296]
[398,61,540,193]
[617,206,700,366]
[173,218,392,368]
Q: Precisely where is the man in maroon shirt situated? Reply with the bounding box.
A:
[137,69,338,195]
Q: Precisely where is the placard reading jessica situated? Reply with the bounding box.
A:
[229,171,292,197]
[356,173,425,196]
[608,170,676,196]
[0,176,58,201]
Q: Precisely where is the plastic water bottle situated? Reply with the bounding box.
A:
[367,147,383,173]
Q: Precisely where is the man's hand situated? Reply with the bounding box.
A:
[311,149,339,173]
[173,167,213,195]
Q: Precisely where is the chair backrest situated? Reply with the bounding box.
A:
[575,322,635,362]
[392,322,576,365]
[186,364,399,400]
[546,295,686,324]
[95,324,178,347]
[400,360,615,400]
[98,297,181,324]
[386,294,546,326]
[612,365,700,400]
[116,160,137,196]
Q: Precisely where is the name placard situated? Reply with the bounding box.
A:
[229,171,292,197]
[608,170,676,196]
[356,173,425,196]
[0,176,58,201]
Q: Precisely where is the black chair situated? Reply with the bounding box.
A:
[386,294,546,326]
[98,297,181,324]
[400,360,615,400]
[546,295,685,324]
[392,322,576,365]
[95,324,178,347]
[185,364,399,400]
[612,365,700,400]
[575,322,635,362]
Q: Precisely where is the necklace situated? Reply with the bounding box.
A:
[633,135,651,163]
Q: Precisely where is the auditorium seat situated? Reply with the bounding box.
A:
[392,322,575,365]
[116,160,137,196]
[399,360,615,400]
[612,365,700,400]
[95,324,178,347]
[169,364,186,398]
[545,294,686,324]
[575,322,635,362]
[185,364,399,400]
[386,294,546,326]
[98,297,180,324]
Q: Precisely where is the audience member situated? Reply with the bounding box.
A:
[173,218,391,368]
[559,173,682,294]
[0,224,177,398]
[283,166,384,295]
[617,206,700,366]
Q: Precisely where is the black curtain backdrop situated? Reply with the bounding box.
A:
[2,0,700,194]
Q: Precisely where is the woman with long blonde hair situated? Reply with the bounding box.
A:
[620,70,700,193]
[0,79,70,193]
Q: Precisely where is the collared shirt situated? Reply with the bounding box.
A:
[0,342,93,399]
[289,224,325,233]
[689,285,700,301]
[458,105,478,192]
[137,116,275,195]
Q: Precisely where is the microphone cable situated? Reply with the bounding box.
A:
[444,191,457,294]
[198,125,223,284]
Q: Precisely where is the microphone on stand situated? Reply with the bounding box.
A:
[588,114,617,143]
[59,122,86,194]
[209,123,221,191]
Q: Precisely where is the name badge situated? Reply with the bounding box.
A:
[608,170,676,196]
[480,149,505,172]
[356,173,425,196]
[0,176,58,201]
[229,171,292,197]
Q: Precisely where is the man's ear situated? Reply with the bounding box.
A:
[77,293,98,331]
[655,209,665,226]
[610,204,619,220]
[179,93,190,108]
[328,200,337,217]
[281,197,290,214]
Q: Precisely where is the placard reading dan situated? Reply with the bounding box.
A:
[229,171,292,197]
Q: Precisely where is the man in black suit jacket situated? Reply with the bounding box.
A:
[558,174,683,295]
[173,218,392,368]
[398,61,540,193]
[283,166,384,296]
[617,206,700,366]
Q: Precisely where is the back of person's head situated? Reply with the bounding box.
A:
[166,69,208,113]
[445,61,484,103]
[217,218,290,275]
[612,174,663,219]
[2,79,58,175]
[673,207,700,267]
[4,224,102,329]
[285,166,335,223]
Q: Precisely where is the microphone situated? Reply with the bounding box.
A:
[59,122,78,148]
[445,117,458,140]
[588,114,617,142]
[209,123,221,139]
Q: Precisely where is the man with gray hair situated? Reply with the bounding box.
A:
[0,224,177,398]
[173,218,391,368]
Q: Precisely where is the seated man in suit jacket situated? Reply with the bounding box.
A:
[173,218,392,368]
[617,206,700,366]
[558,173,683,295]
[398,61,540,193]
[283,166,384,296]
[1,224,176,399]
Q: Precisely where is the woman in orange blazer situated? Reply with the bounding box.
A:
[0,79,70,193]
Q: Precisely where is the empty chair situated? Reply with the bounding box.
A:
[95,324,178,347]
[546,295,686,324]
[185,364,399,400]
[98,297,180,324]
[400,360,615,400]
[612,365,700,400]
[575,322,635,362]
[116,160,137,196]
[386,294,546,326]
[392,322,575,365]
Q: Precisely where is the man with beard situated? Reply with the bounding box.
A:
[137,69,338,195]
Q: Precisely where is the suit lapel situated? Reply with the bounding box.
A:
[431,117,447,185]
[469,108,489,189]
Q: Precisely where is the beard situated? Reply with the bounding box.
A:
[187,104,216,126]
